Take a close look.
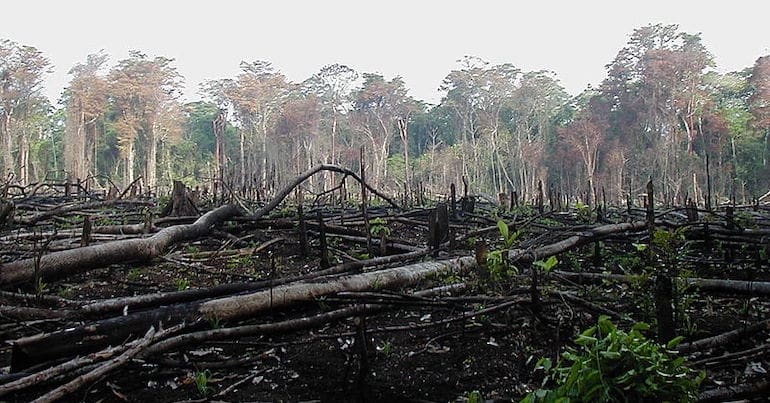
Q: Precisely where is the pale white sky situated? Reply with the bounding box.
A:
[2,1,769,105]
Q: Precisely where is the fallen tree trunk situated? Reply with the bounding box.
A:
[553,270,770,296]
[12,199,154,226]
[9,218,649,370]
[10,256,476,371]
[1,164,399,289]
[79,249,429,317]
[0,204,242,287]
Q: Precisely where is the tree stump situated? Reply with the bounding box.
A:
[428,203,449,255]
[162,181,200,217]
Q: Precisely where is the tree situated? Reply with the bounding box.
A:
[64,52,108,183]
[304,64,358,168]
[0,39,50,183]
[350,73,417,190]
[749,55,770,170]
[108,51,182,189]
[560,95,609,203]
[601,24,714,203]
[206,61,291,191]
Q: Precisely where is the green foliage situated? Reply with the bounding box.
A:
[574,201,592,222]
[370,217,391,237]
[35,277,49,295]
[194,369,212,396]
[377,341,394,356]
[523,316,704,403]
[652,228,686,255]
[497,220,521,249]
[57,286,75,299]
[466,390,484,403]
[127,267,144,281]
[226,255,255,270]
[533,256,559,273]
[484,220,524,282]
[370,275,385,290]
[174,278,190,291]
[487,249,517,281]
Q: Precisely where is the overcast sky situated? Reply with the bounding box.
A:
[3,1,769,105]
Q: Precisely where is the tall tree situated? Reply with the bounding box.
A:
[64,52,108,183]
[350,73,417,189]
[108,51,182,189]
[601,24,714,203]
[749,55,770,169]
[0,39,50,183]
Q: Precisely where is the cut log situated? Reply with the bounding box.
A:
[0,204,242,287]
[8,217,654,371]
[10,255,476,371]
[553,270,770,296]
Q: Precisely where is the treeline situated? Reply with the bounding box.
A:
[1,23,769,205]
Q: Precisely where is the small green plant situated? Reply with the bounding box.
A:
[466,390,484,403]
[497,220,521,249]
[369,217,391,237]
[226,255,255,270]
[574,201,592,222]
[57,286,75,299]
[487,249,517,281]
[533,256,559,273]
[370,275,384,290]
[523,316,704,402]
[127,267,144,281]
[175,278,190,291]
[194,369,212,396]
[356,252,371,260]
[184,245,201,256]
[377,341,394,356]
[485,220,522,281]
[205,314,222,329]
[35,277,49,295]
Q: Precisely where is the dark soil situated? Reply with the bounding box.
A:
[2,203,770,402]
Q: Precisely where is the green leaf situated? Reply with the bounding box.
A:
[666,336,685,349]
[497,220,509,241]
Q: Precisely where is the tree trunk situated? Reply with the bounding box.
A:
[145,128,157,190]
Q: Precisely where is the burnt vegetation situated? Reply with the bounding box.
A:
[0,170,769,402]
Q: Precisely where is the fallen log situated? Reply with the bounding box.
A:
[79,249,428,317]
[0,204,242,287]
[678,319,770,354]
[553,270,770,296]
[10,256,476,371]
[9,219,649,370]
[30,326,163,403]
[140,283,467,357]
[698,379,770,402]
[12,199,154,226]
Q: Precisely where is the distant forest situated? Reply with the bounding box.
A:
[1,23,769,205]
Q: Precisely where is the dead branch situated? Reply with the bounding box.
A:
[12,199,154,226]
[0,343,131,397]
[553,270,770,297]
[249,164,400,218]
[678,319,770,354]
[29,326,160,403]
[698,379,770,402]
[140,284,465,357]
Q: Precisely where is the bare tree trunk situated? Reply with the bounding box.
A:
[144,128,157,191]
[1,112,13,177]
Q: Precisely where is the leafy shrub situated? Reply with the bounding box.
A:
[523,316,703,403]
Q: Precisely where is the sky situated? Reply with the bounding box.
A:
[2,1,769,105]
